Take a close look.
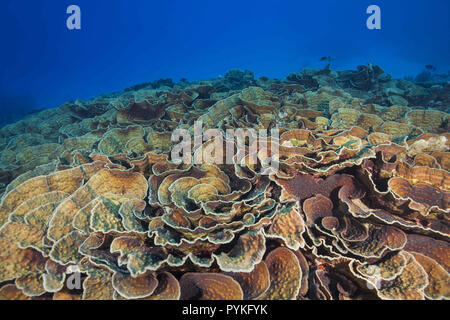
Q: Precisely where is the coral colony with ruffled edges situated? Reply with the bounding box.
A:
[0,66,449,300]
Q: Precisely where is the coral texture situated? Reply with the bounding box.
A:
[0,65,449,300]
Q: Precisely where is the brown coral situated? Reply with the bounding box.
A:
[0,66,449,301]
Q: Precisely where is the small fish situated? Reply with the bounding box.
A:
[23,108,45,116]
[425,64,436,71]
[320,56,331,62]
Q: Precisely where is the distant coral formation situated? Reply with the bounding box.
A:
[0,65,449,300]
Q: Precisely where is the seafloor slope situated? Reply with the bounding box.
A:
[0,65,449,300]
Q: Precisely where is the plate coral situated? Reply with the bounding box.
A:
[0,65,449,300]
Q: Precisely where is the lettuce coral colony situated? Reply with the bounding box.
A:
[0,65,449,300]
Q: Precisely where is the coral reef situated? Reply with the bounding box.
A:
[0,65,449,300]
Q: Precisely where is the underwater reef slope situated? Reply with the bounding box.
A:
[0,65,449,300]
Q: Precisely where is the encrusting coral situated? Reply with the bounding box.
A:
[0,65,449,300]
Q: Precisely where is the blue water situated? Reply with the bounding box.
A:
[0,0,449,124]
